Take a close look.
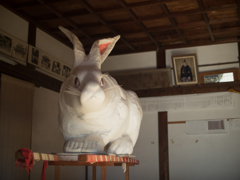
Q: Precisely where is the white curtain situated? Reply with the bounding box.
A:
[0,74,34,180]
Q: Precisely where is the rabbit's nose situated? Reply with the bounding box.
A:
[81,81,105,105]
[84,81,99,92]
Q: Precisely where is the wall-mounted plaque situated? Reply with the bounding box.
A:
[110,68,172,90]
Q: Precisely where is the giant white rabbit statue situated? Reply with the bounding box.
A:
[58,26,142,155]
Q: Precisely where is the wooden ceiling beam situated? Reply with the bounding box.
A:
[0,0,73,49]
[76,0,136,51]
[111,36,240,55]
[35,2,238,28]
[164,37,240,49]
[237,1,240,24]
[196,0,216,41]
[146,17,239,33]
[116,0,161,48]
[36,0,92,39]
[13,0,67,10]
[159,4,188,44]
[56,23,240,46]
[126,27,240,44]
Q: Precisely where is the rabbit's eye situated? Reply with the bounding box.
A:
[74,77,80,88]
[100,78,104,87]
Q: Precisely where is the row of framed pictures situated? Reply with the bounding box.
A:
[172,54,238,86]
[0,29,71,79]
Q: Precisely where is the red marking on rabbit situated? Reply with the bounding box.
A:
[99,42,111,55]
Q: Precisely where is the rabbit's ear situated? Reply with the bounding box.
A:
[59,26,86,68]
[89,35,120,68]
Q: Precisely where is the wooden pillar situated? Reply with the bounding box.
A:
[92,166,96,180]
[101,166,107,180]
[85,166,88,180]
[27,22,36,46]
[125,165,129,180]
[157,48,166,69]
[54,165,60,180]
[158,112,169,180]
[238,42,240,76]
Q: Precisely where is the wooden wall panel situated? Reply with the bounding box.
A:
[0,74,34,180]
[111,68,172,90]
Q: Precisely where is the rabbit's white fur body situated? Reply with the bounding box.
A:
[58,27,142,154]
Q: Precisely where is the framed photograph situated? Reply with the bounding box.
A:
[39,52,53,73]
[12,37,28,62]
[61,63,72,79]
[51,58,62,77]
[199,68,240,84]
[28,45,41,66]
[172,54,199,86]
[0,29,13,56]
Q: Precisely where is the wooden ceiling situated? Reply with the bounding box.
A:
[1,0,240,55]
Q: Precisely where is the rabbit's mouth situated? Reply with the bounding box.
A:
[81,90,105,106]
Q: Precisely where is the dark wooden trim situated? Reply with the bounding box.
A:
[85,166,88,180]
[198,61,239,68]
[238,42,240,75]
[158,112,169,180]
[157,48,166,69]
[168,121,186,124]
[0,59,62,93]
[27,22,36,46]
[134,81,240,97]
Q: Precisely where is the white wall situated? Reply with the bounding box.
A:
[102,51,157,72]
[36,28,74,65]
[31,87,85,180]
[0,5,28,42]
[168,123,240,180]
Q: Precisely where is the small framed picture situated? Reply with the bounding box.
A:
[172,54,199,86]
[12,38,28,62]
[61,63,72,79]
[28,45,41,66]
[39,52,53,73]
[199,68,240,84]
[51,58,62,77]
[0,29,13,56]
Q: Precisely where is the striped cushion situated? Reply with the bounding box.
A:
[78,155,139,165]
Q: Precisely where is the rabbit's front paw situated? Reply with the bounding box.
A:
[64,137,84,153]
[64,134,105,153]
[81,134,105,153]
[108,136,133,155]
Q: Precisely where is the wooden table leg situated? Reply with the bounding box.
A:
[125,165,129,180]
[55,165,60,180]
[92,166,96,180]
[101,166,107,180]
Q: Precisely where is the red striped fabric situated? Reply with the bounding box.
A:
[79,155,139,165]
